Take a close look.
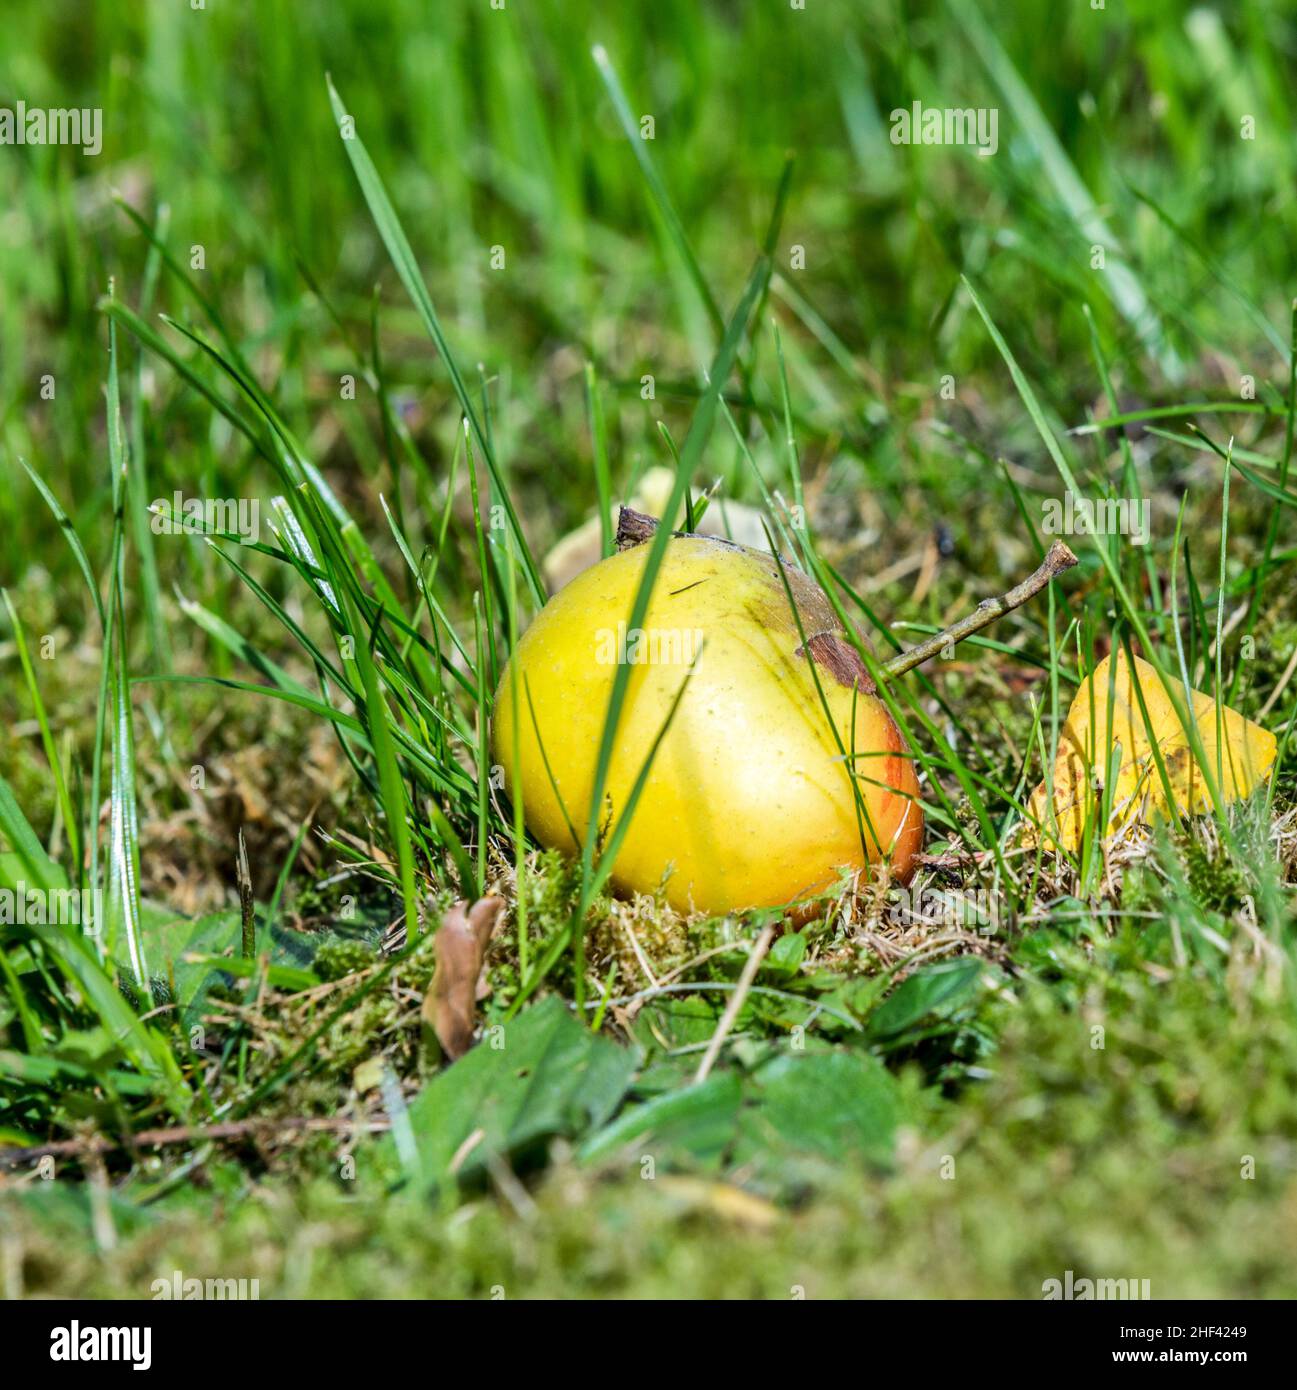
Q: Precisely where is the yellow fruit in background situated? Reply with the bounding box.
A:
[491,529,923,916]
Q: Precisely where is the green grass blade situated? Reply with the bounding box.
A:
[590,43,723,339]
[325,74,545,605]
[565,254,770,1002]
[948,0,1182,380]
[3,590,78,871]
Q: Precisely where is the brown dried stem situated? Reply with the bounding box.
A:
[615,506,661,548]
[614,506,1078,682]
[879,540,1079,679]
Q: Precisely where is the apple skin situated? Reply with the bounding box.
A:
[492,534,923,916]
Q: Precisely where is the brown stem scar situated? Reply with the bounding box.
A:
[616,506,660,548]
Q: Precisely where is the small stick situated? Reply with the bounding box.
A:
[694,921,776,1085]
[615,505,1077,682]
[879,540,1078,680]
[1258,640,1297,719]
[0,1116,391,1169]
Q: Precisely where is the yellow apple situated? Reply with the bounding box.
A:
[492,528,923,915]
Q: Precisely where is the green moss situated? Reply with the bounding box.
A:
[1178,836,1247,917]
[312,939,379,983]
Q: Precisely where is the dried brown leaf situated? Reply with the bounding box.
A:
[421,896,505,1060]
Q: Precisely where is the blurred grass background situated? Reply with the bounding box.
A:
[6,0,1296,571]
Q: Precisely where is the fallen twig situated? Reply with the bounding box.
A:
[615,507,1077,683]
[880,540,1079,679]
[0,1115,390,1169]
